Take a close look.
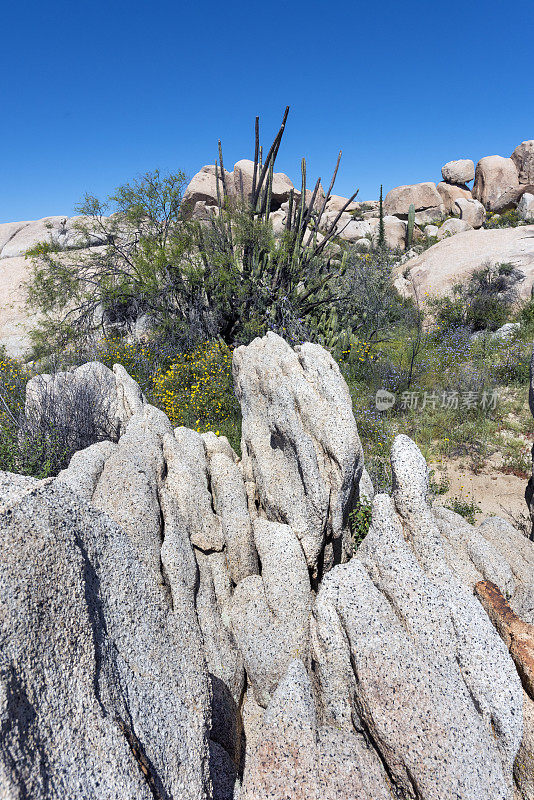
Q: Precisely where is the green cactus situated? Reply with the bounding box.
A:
[406,203,415,249]
[377,185,385,249]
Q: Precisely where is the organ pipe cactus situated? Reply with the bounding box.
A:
[210,107,358,280]
[198,108,360,342]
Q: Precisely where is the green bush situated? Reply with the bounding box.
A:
[430,262,524,332]
[25,110,361,357]
[0,351,74,477]
[518,299,534,333]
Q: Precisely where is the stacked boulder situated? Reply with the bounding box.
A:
[182,159,326,223]
[383,140,534,246]
[473,141,534,214]
[2,332,534,798]
[383,158,486,242]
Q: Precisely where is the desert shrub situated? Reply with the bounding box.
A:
[518,298,534,334]
[501,436,531,478]
[25,110,361,356]
[493,338,531,385]
[0,352,98,477]
[430,262,524,332]
[98,336,178,393]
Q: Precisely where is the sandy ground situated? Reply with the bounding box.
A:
[431,455,530,530]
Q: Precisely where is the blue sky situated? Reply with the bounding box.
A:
[1,0,532,222]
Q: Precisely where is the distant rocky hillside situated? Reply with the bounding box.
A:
[1,140,533,355]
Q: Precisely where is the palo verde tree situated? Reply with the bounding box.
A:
[25,169,192,355]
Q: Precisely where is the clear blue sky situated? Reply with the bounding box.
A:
[1,0,532,222]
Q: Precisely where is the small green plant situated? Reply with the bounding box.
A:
[501,436,531,478]
[518,298,534,334]
[444,496,482,525]
[349,499,373,550]
[429,469,450,496]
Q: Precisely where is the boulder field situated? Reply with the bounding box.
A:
[2,332,534,798]
[0,139,533,355]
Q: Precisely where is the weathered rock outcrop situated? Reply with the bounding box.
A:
[3,335,534,798]
[384,181,443,218]
[0,478,211,799]
[233,332,364,576]
[238,429,534,800]
[513,141,534,185]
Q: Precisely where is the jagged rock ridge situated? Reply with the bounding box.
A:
[2,333,534,798]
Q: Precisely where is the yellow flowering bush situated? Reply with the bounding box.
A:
[151,341,239,435]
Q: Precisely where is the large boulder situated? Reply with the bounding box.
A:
[0,255,35,356]
[233,159,260,205]
[0,218,112,356]
[490,183,534,214]
[0,220,32,256]
[182,165,233,216]
[369,215,407,250]
[441,158,475,184]
[0,477,211,799]
[384,181,443,216]
[437,218,473,239]
[0,216,107,260]
[455,197,486,228]
[324,194,358,214]
[337,219,372,242]
[512,141,534,184]
[436,180,472,214]
[232,332,365,577]
[472,156,520,211]
[271,172,295,206]
[398,225,534,300]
